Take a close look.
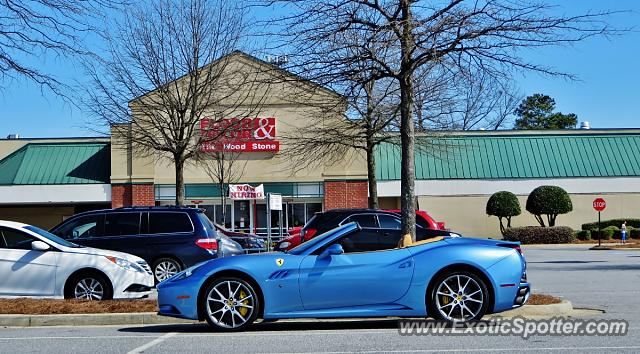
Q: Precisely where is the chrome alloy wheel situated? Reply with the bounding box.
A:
[205,280,255,329]
[73,278,104,300]
[154,260,180,282]
[435,274,484,322]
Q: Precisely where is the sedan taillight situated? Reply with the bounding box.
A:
[196,238,218,250]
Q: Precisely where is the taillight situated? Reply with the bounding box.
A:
[196,238,218,250]
[303,228,317,241]
[499,243,522,255]
[436,222,446,230]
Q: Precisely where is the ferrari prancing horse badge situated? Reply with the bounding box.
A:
[276,258,284,267]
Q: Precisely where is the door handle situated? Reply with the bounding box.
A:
[399,261,412,268]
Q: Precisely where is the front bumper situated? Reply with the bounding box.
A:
[112,271,155,299]
[156,276,201,320]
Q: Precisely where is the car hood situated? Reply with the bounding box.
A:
[61,245,146,263]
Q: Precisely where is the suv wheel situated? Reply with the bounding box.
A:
[153,258,182,283]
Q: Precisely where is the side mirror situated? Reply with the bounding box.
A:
[318,243,344,260]
[31,241,51,252]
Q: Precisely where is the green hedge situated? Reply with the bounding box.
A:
[575,230,591,241]
[631,229,640,239]
[582,218,640,231]
[503,226,575,244]
[594,226,617,240]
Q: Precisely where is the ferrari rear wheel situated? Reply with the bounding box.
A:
[203,277,259,331]
[430,271,489,323]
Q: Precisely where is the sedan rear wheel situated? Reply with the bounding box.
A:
[203,277,259,331]
[430,271,489,323]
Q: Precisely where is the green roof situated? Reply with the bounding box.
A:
[0,143,110,185]
[376,133,640,180]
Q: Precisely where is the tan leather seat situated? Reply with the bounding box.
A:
[411,236,445,246]
[397,234,413,248]
[397,234,444,248]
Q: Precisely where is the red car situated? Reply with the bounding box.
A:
[277,209,445,251]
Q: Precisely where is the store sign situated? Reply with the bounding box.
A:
[229,184,265,200]
[200,117,280,152]
[269,193,283,211]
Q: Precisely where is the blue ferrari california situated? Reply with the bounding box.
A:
[157,222,530,331]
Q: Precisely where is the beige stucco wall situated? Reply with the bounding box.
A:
[0,206,76,229]
[118,52,367,185]
[417,193,640,238]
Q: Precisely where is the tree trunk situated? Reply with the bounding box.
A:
[220,184,226,224]
[366,146,378,209]
[399,0,416,241]
[499,217,505,235]
[175,157,185,206]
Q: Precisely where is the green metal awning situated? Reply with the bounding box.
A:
[376,133,640,180]
[0,143,111,185]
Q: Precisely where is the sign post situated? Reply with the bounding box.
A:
[593,198,607,247]
[266,193,282,251]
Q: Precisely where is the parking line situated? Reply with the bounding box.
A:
[126,332,177,354]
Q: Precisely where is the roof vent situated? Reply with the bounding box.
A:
[579,121,590,129]
[6,134,19,139]
[265,54,289,66]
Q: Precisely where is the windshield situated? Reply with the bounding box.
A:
[288,223,357,255]
[24,225,82,248]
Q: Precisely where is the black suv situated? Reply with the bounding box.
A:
[50,207,243,283]
[277,209,458,251]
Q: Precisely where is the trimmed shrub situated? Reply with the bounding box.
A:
[630,229,640,239]
[611,226,633,240]
[581,218,640,231]
[526,186,572,227]
[597,226,617,240]
[575,230,591,241]
[503,226,575,244]
[486,191,521,236]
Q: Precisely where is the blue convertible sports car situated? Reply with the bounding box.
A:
[157,222,530,331]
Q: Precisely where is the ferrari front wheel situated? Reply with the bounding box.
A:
[203,277,259,331]
[429,271,489,323]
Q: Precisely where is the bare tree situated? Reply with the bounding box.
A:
[198,151,247,225]
[413,70,522,131]
[84,0,266,205]
[0,0,122,95]
[264,0,614,240]
[281,75,399,209]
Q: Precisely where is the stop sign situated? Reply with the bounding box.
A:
[593,198,606,212]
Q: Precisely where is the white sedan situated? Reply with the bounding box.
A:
[0,221,154,300]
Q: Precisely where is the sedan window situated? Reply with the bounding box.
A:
[344,214,378,228]
[0,227,36,250]
[378,215,401,230]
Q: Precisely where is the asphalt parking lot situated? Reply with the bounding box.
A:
[1,245,639,354]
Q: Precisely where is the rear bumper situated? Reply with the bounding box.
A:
[512,283,531,308]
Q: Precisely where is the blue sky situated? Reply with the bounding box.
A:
[0,0,638,138]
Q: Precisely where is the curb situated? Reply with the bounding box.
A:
[498,300,573,317]
[0,313,195,327]
[0,301,575,327]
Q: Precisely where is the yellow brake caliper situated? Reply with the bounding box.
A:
[441,289,450,305]
[238,290,249,317]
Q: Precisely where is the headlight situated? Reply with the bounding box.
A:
[170,262,205,282]
[279,242,290,249]
[106,256,145,273]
